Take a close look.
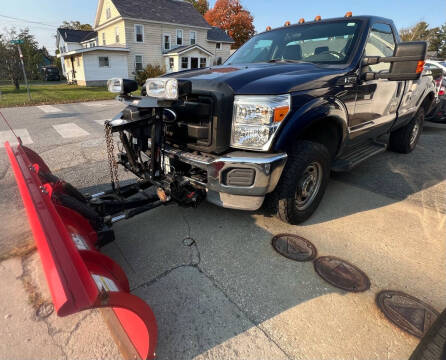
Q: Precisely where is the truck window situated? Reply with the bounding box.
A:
[227,20,361,65]
[364,23,395,73]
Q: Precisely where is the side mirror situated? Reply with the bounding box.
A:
[362,41,427,81]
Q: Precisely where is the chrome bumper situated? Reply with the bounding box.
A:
[149,140,287,210]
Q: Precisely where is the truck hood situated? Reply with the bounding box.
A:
[168,62,348,95]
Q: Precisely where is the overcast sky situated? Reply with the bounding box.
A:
[1,0,445,55]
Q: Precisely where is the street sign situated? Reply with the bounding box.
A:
[10,40,24,45]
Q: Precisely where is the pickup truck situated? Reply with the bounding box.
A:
[113,14,435,225]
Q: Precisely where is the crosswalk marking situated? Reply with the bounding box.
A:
[84,102,109,107]
[38,105,62,113]
[52,123,90,138]
[94,119,111,126]
[0,129,33,145]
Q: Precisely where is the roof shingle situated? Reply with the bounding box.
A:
[57,28,97,43]
[207,27,234,43]
[110,0,210,28]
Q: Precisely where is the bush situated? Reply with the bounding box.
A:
[135,64,165,86]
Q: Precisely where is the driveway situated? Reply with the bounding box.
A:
[0,101,444,359]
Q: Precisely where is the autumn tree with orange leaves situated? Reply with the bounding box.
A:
[204,0,255,49]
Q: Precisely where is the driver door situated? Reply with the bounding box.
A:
[351,22,402,141]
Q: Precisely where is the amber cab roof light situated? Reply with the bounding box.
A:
[314,15,322,21]
[345,11,353,18]
[266,26,272,31]
[298,18,305,24]
[284,21,291,26]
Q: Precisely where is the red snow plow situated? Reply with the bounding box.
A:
[5,140,158,359]
[2,79,207,358]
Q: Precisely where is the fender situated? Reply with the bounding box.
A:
[273,95,349,153]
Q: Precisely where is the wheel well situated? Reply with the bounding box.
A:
[421,91,435,115]
[298,118,342,159]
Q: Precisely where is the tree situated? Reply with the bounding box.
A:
[400,21,446,58]
[0,29,23,89]
[60,21,93,31]
[204,0,255,49]
[186,0,209,16]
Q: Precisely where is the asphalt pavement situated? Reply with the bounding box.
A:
[0,101,445,360]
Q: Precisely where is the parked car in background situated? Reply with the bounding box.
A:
[425,59,446,74]
[41,66,61,81]
[426,75,446,122]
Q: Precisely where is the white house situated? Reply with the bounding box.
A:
[56,0,234,86]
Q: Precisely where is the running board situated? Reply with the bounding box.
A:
[332,142,387,172]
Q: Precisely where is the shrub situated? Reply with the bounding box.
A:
[135,64,165,86]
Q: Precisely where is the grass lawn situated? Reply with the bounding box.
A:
[0,83,117,108]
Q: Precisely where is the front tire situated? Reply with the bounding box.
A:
[269,140,331,225]
[389,108,424,154]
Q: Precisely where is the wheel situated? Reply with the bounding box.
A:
[268,140,331,225]
[389,108,424,154]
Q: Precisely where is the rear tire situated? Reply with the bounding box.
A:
[268,140,331,225]
[389,108,424,154]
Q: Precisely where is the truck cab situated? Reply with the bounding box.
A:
[113,14,435,224]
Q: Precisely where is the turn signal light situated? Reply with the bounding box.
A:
[416,60,425,74]
[274,106,290,123]
[314,15,322,21]
[266,26,272,31]
[345,11,353,18]
[284,21,291,26]
[298,18,305,24]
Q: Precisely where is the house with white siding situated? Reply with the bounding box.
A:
[56,0,234,86]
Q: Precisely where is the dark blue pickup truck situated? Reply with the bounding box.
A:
[107,14,436,225]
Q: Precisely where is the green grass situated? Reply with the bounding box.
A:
[0,83,116,108]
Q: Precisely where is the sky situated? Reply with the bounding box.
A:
[0,0,445,55]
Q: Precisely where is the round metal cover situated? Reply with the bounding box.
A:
[272,234,317,262]
[314,256,370,292]
[376,290,439,338]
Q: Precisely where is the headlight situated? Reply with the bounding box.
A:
[145,78,178,100]
[107,78,138,94]
[231,94,291,151]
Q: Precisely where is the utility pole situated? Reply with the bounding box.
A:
[10,40,31,101]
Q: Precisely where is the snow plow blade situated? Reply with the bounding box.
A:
[5,141,157,360]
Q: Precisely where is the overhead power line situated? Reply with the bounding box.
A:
[0,14,57,28]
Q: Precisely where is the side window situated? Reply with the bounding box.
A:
[365,23,395,73]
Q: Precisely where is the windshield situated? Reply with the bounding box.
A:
[47,68,58,73]
[440,61,446,67]
[227,20,361,65]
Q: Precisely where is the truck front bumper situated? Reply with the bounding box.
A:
[152,141,287,211]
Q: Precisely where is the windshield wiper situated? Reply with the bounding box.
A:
[268,58,307,64]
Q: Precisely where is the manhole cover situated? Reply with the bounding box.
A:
[313,256,370,292]
[376,291,439,338]
[272,234,317,262]
[36,302,54,319]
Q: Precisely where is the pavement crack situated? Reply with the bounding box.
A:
[130,264,190,292]
[195,264,294,360]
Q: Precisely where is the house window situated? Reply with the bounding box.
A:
[135,24,144,43]
[216,42,222,50]
[169,57,174,70]
[76,57,80,67]
[106,7,111,19]
[115,27,120,43]
[217,57,223,65]
[200,57,206,68]
[135,55,143,71]
[164,34,171,51]
[190,31,196,45]
[177,29,183,46]
[102,33,106,45]
[181,57,188,69]
[99,56,109,67]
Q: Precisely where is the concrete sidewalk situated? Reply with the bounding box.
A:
[0,253,121,360]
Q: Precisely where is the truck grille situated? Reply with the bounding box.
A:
[167,88,233,155]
